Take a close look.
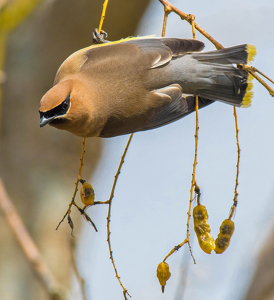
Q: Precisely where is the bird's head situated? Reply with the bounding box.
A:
[39,79,99,137]
[39,80,72,128]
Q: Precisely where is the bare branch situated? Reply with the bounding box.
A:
[229,107,240,219]
[0,178,66,300]
[107,133,134,299]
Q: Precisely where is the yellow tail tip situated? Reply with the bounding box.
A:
[241,45,256,108]
[241,73,254,107]
[246,44,257,64]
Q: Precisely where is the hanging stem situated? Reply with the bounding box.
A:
[163,239,188,262]
[186,95,199,263]
[158,0,223,49]
[186,17,199,264]
[161,5,172,37]
[161,17,199,265]
[56,138,87,233]
[106,134,133,299]
[98,0,109,34]
[229,107,240,219]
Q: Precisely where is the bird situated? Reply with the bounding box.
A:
[39,37,256,138]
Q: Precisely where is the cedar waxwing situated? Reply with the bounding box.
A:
[39,37,256,137]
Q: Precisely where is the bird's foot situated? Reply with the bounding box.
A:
[92,28,108,44]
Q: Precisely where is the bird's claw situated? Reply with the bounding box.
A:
[92,28,108,44]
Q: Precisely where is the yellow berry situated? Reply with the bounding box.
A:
[198,232,216,254]
[80,180,95,206]
[156,262,171,293]
[215,219,234,254]
[193,205,215,254]
[193,205,208,221]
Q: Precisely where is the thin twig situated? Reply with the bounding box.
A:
[56,138,88,234]
[98,1,133,296]
[253,67,274,85]
[107,133,133,299]
[93,200,110,205]
[185,95,200,264]
[229,107,240,219]
[194,183,201,206]
[98,0,109,34]
[161,18,200,265]
[73,201,98,232]
[240,66,274,97]
[161,5,171,37]
[160,3,188,264]
[70,239,87,300]
[184,25,200,265]
[163,239,188,262]
[158,0,223,49]
[0,179,66,300]
[190,14,195,40]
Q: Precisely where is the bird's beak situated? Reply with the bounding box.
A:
[40,115,55,127]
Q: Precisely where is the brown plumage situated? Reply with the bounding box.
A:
[39,37,255,137]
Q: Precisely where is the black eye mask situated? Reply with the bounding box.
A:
[40,95,71,119]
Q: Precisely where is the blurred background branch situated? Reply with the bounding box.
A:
[0,178,66,300]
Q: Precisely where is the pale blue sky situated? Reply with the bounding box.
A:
[74,1,274,299]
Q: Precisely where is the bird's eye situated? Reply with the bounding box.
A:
[40,94,70,120]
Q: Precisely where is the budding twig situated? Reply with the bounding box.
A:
[107,134,134,299]
[56,138,97,235]
[161,11,199,266]
[229,107,240,220]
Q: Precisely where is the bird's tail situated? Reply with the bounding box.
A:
[192,44,256,107]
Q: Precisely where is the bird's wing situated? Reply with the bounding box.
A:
[81,37,205,72]
[140,84,213,131]
[128,38,205,68]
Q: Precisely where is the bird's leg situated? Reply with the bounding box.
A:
[92,28,108,44]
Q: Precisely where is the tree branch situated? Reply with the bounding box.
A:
[0,178,66,300]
